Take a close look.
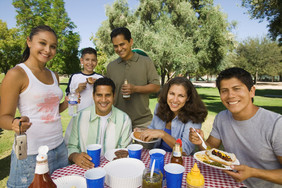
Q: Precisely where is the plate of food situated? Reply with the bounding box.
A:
[104,148,129,161]
[131,132,161,144]
[193,148,240,170]
[53,175,86,188]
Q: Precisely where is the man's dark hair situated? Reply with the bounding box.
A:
[110,27,131,42]
[216,67,254,91]
[81,47,97,58]
[93,77,115,94]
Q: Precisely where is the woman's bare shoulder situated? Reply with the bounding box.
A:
[2,65,28,87]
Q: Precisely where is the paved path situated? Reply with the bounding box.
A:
[193,81,282,90]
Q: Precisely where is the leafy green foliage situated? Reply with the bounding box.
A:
[93,0,234,85]
[241,0,282,45]
[12,0,81,74]
[195,4,235,77]
[0,20,23,74]
[96,50,108,75]
[233,37,282,83]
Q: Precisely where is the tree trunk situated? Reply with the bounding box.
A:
[160,68,167,86]
[167,72,170,82]
[255,70,258,84]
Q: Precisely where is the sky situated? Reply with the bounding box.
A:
[0,0,268,50]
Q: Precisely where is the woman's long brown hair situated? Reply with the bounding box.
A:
[156,77,207,124]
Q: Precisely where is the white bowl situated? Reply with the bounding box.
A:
[103,158,145,188]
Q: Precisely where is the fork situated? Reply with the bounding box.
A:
[192,127,207,150]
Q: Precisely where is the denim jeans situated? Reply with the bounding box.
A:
[7,141,69,188]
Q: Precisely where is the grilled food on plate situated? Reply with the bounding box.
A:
[206,148,236,166]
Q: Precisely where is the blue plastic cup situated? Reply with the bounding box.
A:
[86,144,101,167]
[127,144,143,160]
[149,148,166,156]
[150,153,165,179]
[149,148,166,179]
[164,163,185,188]
[84,168,106,188]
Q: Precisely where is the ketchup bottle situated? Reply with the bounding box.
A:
[29,146,57,188]
[170,139,183,166]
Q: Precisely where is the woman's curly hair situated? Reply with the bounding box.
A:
[156,77,207,124]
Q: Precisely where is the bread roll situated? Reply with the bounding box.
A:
[206,148,236,166]
[87,77,95,84]
[133,131,142,140]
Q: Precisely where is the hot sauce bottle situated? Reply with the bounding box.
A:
[29,146,57,188]
[170,138,183,166]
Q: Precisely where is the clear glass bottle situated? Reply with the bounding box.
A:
[170,139,183,166]
[68,89,78,116]
[123,79,130,100]
[29,146,57,188]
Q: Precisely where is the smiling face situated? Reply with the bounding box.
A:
[167,84,188,116]
[93,85,114,116]
[27,31,57,64]
[219,77,256,120]
[112,34,134,61]
[81,53,97,74]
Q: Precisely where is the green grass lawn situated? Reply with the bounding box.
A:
[0,81,281,187]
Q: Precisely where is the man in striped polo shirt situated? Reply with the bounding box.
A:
[66,77,132,169]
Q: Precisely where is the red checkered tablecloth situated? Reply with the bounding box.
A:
[51,149,246,187]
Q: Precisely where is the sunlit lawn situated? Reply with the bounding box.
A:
[0,77,281,186]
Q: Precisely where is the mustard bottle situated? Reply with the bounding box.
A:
[186,163,204,188]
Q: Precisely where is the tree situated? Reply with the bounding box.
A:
[12,0,81,74]
[0,20,22,74]
[131,0,197,85]
[242,0,282,45]
[94,0,233,85]
[193,2,236,80]
[233,36,282,83]
[95,50,108,75]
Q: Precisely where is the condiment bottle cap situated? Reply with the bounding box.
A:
[176,138,182,147]
[191,163,200,174]
[36,145,49,162]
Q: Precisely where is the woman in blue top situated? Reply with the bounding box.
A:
[136,77,207,155]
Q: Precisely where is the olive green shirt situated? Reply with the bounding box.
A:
[106,52,160,127]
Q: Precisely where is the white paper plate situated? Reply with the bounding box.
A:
[53,175,86,188]
[104,158,145,188]
[194,151,240,170]
[104,148,128,161]
[131,132,161,144]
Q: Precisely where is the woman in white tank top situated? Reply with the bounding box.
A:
[0,25,69,187]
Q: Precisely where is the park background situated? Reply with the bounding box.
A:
[0,0,282,187]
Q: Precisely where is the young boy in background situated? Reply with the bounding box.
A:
[66,47,103,111]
